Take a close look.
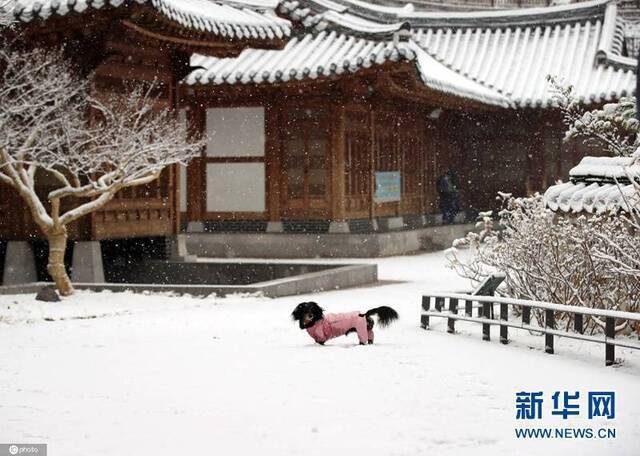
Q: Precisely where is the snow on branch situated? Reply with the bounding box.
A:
[549,76,639,157]
[447,194,640,335]
[0,44,204,230]
[0,0,13,26]
[0,42,205,295]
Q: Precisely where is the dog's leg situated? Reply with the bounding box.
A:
[355,316,371,345]
[366,317,374,344]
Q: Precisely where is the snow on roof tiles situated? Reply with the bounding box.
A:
[408,41,509,106]
[570,155,640,181]
[186,30,413,84]
[278,0,636,107]
[544,155,640,214]
[9,0,291,40]
[544,180,637,214]
[184,27,510,106]
[10,0,634,107]
[413,13,634,107]
[279,0,410,37]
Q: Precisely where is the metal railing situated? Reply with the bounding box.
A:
[421,292,640,366]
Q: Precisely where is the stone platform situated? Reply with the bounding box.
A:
[186,223,475,258]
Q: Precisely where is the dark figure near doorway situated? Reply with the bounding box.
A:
[437,169,460,224]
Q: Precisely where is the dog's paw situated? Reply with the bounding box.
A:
[368,340,374,345]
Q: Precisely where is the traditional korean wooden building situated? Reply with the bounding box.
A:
[0,0,638,277]
[0,0,293,280]
[0,0,290,242]
[178,0,636,236]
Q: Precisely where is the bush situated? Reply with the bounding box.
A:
[447,193,640,334]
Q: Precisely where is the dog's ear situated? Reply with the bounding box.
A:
[291,302,306,321]
[308,302,324,316]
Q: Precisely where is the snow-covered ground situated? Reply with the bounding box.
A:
[1,250,639,456]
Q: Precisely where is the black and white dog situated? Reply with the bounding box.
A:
[292,301,398,345]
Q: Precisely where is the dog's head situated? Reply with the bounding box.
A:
[291,302,324,329]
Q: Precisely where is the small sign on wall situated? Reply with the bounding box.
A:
[374,171,401,203]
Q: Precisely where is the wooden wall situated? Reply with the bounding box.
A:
[0,169,175,241]
[448,109,574,212]
[0,24,180,242]
[182,92,439,224]
[343,102,433,220]
[0,167,94,240]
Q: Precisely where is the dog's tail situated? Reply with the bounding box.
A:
[365,306,399,328]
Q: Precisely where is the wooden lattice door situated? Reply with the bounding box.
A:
[280,107,331,218]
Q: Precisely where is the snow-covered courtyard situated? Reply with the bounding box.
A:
[1,250,639,455]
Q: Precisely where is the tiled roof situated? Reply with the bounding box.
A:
[544,156,640,214]
[279,0,411,37]
[276,0,636,107]
[570,155,640,181]
[544,181,637,214]
[187,30,413,84]
[8,0,291,40]
[185,30,510,106]
[408,40,510,106]
[412,8,635,107]
[11,0,635,107]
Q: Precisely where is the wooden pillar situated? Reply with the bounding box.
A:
[396,109,403,217]
[500,303,509,344]
[265,102,281,222]
[186,105,205,222]
[574,313,584,334]
[420,111,428,215]
[421,295,431,329]
[369,105,376,220]
[447,298,458,333]
[331,104,346,222]
[605,316,615,366]
[170,164,180,234]
[482,301,491,341]
[465,299,472,317]
[545,309,555,354]
[522,305,531,325]
[168,69,180,235]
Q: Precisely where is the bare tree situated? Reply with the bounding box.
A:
[0,45,203,295]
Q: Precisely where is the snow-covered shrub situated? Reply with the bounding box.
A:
[550,79,640,222]
[549,76,639,157]
[449,80,640,334]
[447,194,640,334]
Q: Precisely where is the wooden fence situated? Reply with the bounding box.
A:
[421,292,640,366]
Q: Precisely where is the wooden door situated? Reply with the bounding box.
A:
[280,107,331,218]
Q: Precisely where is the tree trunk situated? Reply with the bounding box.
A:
[46,226,73,296]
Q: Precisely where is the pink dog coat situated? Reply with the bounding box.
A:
[306,312,374,345]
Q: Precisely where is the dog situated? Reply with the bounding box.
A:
[291,301,398,345]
